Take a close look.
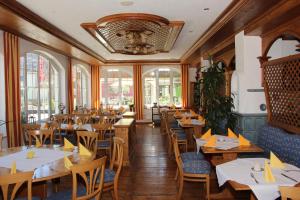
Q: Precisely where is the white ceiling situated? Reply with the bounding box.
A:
[17,0,232,61]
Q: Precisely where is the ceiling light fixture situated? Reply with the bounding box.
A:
[203,8,210,11]
[120,1,134,6]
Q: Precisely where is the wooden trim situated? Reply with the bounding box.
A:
[96,13,170,26]
[181,0,248,62]
[104,59,181,65]
[0,0,105,63]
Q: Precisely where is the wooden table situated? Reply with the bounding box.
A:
[0,146,94,199]
[201,144,263,166]
[113,118,135,166]
[122,111,136,119]
[178,120,205,149]
[201,144,263,199]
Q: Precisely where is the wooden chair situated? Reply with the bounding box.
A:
[48,121,62,144]
[0,171,34,200]
[22,124,41,145]
[92,123,113,159]
[102,137,125,200]
[47,157,106,200]
[76,114,91,124]
[172,134,211,200]
[77,131,98,156]
[0,133,2,151]
[28,129,54,146]
[280,186,300,200]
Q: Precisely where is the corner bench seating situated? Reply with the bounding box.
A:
[257,124,300,168]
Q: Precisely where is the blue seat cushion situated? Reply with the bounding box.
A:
[46,187,87,200]
[16,197,40,200]
[98,140,110,148]
[183,160,211,174]
[176,132,186,140]
[258,125,300,168]
[181,152,204,162]
[104,169,115,183]
[170,123,179,128]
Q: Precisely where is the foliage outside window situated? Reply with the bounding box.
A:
[20,53,60,122]
[100,67,134,108]
[72,65,89,109]
[143,68,181,108]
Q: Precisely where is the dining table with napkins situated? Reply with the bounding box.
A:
[216,158,300,200]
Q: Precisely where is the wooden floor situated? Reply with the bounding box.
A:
[54,125,249,200]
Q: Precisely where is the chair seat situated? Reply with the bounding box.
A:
[183,160,211,174]
[98,140,111,148]
[104,168,116,183]
[176,132,187,140]
[170,123,179,128]
[181,152,204,162]
[16,197,40,200]
[46,187,87,200]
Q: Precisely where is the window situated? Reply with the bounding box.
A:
[100,67,133,108]
[20,52,60,122]
[72,65,89,109]
[143,67,181,107]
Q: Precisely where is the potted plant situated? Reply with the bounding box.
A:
[201,58,236,134]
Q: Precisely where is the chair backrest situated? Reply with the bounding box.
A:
[28,129,54,146]
[92,123,111,141]
[0,133,2,151]
[0,171,34,200]
[279,186,300,200]
[109,137,125,183]
[77,131,98,155]
[76,114,91,124]
[171,133,184,175]
[71,157,106,200]
[22,124,41,144]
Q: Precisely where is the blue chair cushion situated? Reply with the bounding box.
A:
[46,187,87,200]
[181,152,204,162]
[176,132,186,140]
[98,140,110,148]
[104,169,115,183]
[16,197,40,200]
[183,160,211,174]
[170,123,179,128]
[258,125,300,168]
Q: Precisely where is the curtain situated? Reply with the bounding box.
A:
[91,65,100,109]
[67,57,74,113]
[133,64,143,120]
[181,64,189,108]
[4,32,22,147]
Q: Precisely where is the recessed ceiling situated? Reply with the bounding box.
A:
[16,0,232,61]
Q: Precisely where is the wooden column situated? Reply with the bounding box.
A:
[113,118,135,166]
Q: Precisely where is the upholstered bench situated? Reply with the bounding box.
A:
[257,125,300,168]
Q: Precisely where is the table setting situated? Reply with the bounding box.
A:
[216,156,300,200]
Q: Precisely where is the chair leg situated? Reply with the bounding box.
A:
[114,183,119,200]
[206,176,210,200]
[176,176,184,200]
[174,168,178,180]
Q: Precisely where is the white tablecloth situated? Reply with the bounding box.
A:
[216,158,300,200]
[0,148,72,171]
[195,135,239,153]
[61,123,93,131]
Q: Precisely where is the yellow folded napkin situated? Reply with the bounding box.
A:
[228,128,238,139]
[198,115,204,121]
[10,161,16,174]
[239,135,250,146]
[190,110,196,115]
[201,129,211,140]
[186,118,192,124]
[64,138,74,150]
[35,136,42,148]
[270,152,285,169]
[204,135,216,147]
[264,160,276,183]
[79,143,92,157]
[26,151,35,159]
[171,104,176,109]
[64,156,73,170]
